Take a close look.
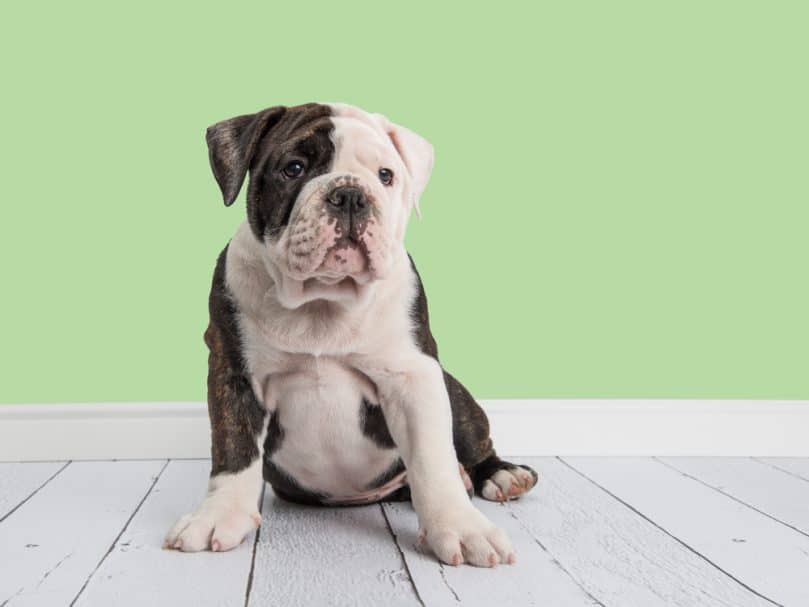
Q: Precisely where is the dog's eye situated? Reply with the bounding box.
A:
[378,168,394,186]
[283,161,305,179]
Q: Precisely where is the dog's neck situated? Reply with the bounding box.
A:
[224,220,416,360]
[226,221,412,338]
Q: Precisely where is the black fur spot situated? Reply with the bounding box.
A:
[263,411,285,457]
[359,399,396,449]
[366,458,406,490]
[262,458,328,506]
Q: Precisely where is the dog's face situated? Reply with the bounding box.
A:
[206,102,434,308]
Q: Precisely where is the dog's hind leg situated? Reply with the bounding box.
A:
[444,370,539,502]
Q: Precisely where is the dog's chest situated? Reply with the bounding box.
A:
[224,228,415,499]
[258,355,400,498]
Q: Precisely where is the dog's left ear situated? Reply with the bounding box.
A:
[206,106,287,206]
[374,114,434,213]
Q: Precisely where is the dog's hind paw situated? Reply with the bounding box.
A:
[479,463,538,502]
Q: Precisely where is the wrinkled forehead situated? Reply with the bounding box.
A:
[328,103,400,170]
[330,117,397,168]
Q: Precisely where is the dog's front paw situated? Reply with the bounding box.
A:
[420,505,515,567]
[164,498,261,553]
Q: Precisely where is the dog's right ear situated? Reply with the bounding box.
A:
[206,106,286,206]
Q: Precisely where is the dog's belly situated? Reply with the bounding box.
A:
[263,358,402,500]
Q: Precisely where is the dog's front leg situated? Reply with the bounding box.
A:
[164,323,266,553]
[370,354,515,567]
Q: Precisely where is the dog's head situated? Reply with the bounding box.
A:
[206,102,434,308]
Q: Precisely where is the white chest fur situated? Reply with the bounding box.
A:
[223,222,418,497]
[264,356,399,496]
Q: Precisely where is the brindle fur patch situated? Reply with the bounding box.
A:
[205,245,267,477]
[408,254,439,357]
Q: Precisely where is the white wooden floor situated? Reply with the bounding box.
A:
[1,458,808,606]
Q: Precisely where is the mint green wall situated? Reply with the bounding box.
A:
[1,2,807,403]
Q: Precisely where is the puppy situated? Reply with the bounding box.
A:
[165,103,538,567]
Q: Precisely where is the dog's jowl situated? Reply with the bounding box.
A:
[165,103,538,567]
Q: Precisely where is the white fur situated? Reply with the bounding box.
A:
[481,467,538,502]
[171,104,512,566]
[165,427,266,553]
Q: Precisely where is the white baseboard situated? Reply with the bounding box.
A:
[0,400,807,461]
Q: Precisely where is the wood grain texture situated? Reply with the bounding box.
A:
[382,498,598,607]
[757,458,809,482]
[3,457,808,606]
[567,457,809,606]
[659,457,809,536]
[248,492,419,607]
[0,460,165,607]
[0,462,67,521]
[512,458,774,607]
[73,460,257,607]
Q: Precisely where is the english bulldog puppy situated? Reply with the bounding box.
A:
[165,103,538,567]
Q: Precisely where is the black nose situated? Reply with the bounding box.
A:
[327,186,367,214]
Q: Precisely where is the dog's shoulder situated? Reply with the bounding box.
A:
[407,253,439,360]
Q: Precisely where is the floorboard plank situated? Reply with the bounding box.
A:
[73,459,257,607]
[511,457,774,607]
[0,462,67,521]
[757,458,809,483]
[658,457,809,536]
[248,492,419,607]
[0,460,165,607]
[566,457,809,607]
[382,498,598,607]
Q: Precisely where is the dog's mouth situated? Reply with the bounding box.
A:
[318,238,368,276]
[296,238,374,293]
[273,231,382,308]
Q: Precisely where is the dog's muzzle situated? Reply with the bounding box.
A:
[326,185,369,220]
